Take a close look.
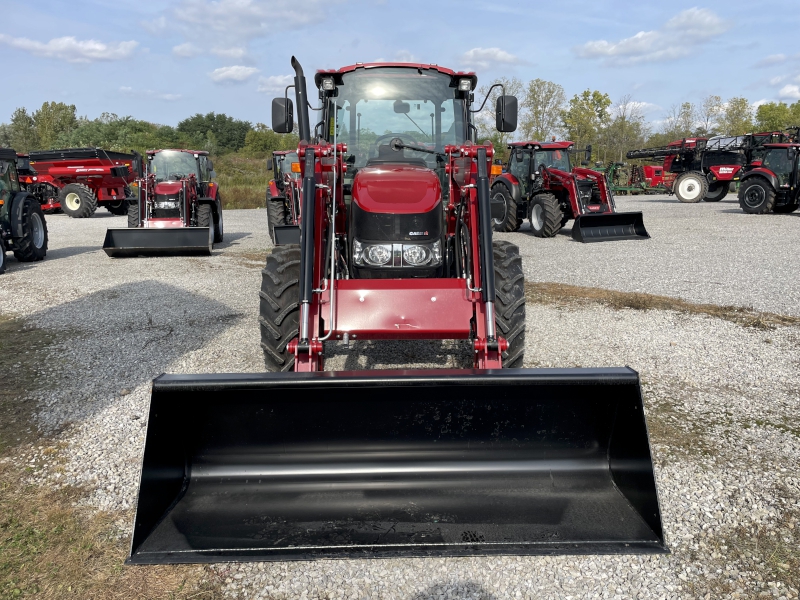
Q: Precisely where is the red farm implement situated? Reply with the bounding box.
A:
[491,142,649,242]
[126,57,666,563]
[102,149,224,257]
[25,148,141,218]
[265,150,301,244]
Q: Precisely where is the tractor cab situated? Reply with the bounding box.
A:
[738,143,800,214]
[268,150,300,192]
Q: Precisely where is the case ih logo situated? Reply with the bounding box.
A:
[409,231,428,236]
[719,167,735,174]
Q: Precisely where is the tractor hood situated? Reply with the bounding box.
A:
[153,181,183,195]
[353,165,441,214]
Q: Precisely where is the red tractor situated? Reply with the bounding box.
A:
[102,149,224,256]
[491,141,649,242]
[127,57,664,564]
[24,148,141,217]
[265,149,301,243]
[738,142,800,214]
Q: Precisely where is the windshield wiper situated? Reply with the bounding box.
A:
[402,113,431,140]
[390,138,444,157]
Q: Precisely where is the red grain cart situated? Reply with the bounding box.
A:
[25,148,142,218]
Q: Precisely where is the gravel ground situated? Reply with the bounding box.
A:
[1,201,799,600]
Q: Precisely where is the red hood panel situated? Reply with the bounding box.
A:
[154,182,183,194]
[353,165,441,214]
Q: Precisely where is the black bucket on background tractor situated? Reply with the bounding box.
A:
[127,368,666,564]
[102,227,212,257]
[571,212,650,243]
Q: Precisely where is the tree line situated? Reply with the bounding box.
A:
[476,77,800,164]
[0,102,299,157]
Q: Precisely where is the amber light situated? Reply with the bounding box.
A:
[291,162,302,173]
[490,165,503,176]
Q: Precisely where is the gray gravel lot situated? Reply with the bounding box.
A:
[1,200,799,599]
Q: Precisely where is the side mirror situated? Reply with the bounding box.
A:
[495,95,517,133]
[585,144,592,162]
[272,98,294,134]
[267,158,274,170]
[207,159,213,171]
[209,170,216,179]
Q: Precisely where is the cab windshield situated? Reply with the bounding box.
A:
[277,152,300,178]
[150,151,198,182]
[535,149,571,172]
[328,67,468,168]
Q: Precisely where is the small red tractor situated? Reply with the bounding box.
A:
[265,149,301,243]
[24,148,141,218]
[1,148,48,274]
[737,142,800,214]
[127,57,664,564]
[491,141,649,242]
[102,149,224,256]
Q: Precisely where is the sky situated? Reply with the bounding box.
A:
[2,0,800,128]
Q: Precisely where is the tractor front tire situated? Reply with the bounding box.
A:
[674,171,708,203]
[127,201,141,228]
[491,185,520,232]
[267,197,287,244]
[213,197,224,243]
[738,178,776,214]
[105,200,128,215]
[196,203,216,248]
[493,240,525,368]
[0,235,6,274]
[58,183,97,218]
[12,196,48,262]
[259,245,300,372]
[528,193,564,238]
[704,183,728,202]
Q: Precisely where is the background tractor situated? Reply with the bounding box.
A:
[127,57,664,564]
[0,148,48,274]
[737,143,800,214]
[265,149,301,244]
[491,141,649,242]
[102,149,223,257]
[24,148,141,218]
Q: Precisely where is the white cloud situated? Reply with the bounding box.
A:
[755,54,787,67]
[212,45,247,59]
[119,86,181,101]
[769,75,788,86]
[751,98,771,109]
[574,8,731,66]
[0,34,138,63]
[460,47,521,70]
[209,65,259,83]
[257,74,294,94]
[173,42,201,58]
[140,16,168,34]
[615,101,661,116]
[778,84,800,100]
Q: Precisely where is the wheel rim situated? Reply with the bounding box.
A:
[531,204,544,231]
[64,192,81,211]
[678,177,702,201]
[492,192,507,225]
[744,185,766,208]
[30,212,44,248]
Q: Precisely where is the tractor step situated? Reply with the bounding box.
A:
[571,212,650,243]
[127,368,666,563]
[102,227,212,257]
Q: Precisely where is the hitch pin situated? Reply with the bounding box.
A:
[342,332,350,349]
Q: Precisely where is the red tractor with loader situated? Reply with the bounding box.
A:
[737,142,800,214]
[491,141,649,242]
[0,148,48,274]
[24,148,141,217]
[102,149,224,257]
[265,149,301,244]
[127,58,665,564]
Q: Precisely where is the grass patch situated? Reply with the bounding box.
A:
[214,154,267,210]
[525,282,800,330]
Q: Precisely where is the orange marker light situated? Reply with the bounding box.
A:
[490,165,503,176]
[291,162,302,173]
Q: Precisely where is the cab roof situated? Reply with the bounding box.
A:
[0,148,18,161]
[314,63,478,91]
[508,141,575,150]
[146,149,208,156]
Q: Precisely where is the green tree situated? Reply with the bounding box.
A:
[33,101,77,149]
[9,108,39,152]
[0,123,11,147]
[475,77,524,156]
[696,95,722,137]
[599,96,650,163]
[177,113,252,153]
[755,102,792,131]
[662,102,696,140]
[561,90,611,159]
[720,97,754,135]
[521,79,566,141]
[241,124,299,156]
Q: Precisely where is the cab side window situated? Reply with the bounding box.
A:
[0,161,15,203]
[510,151,531,195]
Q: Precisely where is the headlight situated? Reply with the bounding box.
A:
[402,245,429,266]
[365,244,392,266]
[353,240,442,268]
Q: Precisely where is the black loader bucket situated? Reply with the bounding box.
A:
[128,368,666,563]
[103,227,212,257]
[571,212,649,243]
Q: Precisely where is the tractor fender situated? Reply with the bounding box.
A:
[9,192,32,238]
[491,173,521,204]
[740,168,778,191]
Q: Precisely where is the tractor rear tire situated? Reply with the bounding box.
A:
[105,200,128,215]
[493,240,525,368]
[58,183,97,218]
[213,197,224,243]
[674,171,707,203]
[491,185,520,232]
[528,193,564,238]
[0,235,6,275]
[738,178,776,214]
[127,201,141,228]
[704,183,728,202]
[259,245,301,372]
[12,196,48,262]
[267,197,287,244]
[196,203,215,248]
